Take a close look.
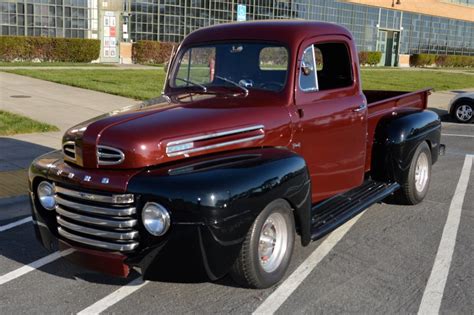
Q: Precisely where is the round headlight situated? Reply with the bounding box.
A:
[142,202,170,236]
[37,181,56,211]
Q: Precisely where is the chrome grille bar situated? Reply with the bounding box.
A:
[55,195,136,216]
[62,141,76,161]
[97,145,125,165]
[58,227,139,251]
[57,217,138,240]
[56,207,137,228]
[54,185,139,252]
[55,186,134,205]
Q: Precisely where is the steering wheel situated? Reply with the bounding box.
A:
[260,81,284,91]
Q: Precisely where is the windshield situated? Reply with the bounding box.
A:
[170,42,289,93]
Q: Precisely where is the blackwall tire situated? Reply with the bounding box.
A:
[452,100,474,123]
[230,199,295,289]
[394,142,432,205]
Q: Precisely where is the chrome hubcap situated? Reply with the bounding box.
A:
[415,152,429,193]
[258,212,288,273]
[456,105,473,122]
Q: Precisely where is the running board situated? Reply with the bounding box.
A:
[311,180,400,241]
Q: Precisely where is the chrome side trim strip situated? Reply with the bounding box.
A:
[166,125,265,157]
[167,134,264,157]
[58,227,139,251]
[56,207,137,228]
[167,125,264,146]
[55,195,136,216]
[57,217,138,240]
[55,186,134,205]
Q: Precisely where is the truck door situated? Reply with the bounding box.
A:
[292,36,368,203]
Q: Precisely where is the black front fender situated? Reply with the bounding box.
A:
[126,147,311,280]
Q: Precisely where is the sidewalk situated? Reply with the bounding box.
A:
[1,72,139,133]
[0,72,138,199]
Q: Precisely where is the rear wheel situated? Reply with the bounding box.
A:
[230,199,295,289]
[394,142,432,205]
[452,100,474,123]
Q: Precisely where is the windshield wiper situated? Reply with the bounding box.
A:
[175,77,207,92]
[215,75,249,97]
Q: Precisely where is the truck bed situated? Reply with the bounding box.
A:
[363,88,432,172]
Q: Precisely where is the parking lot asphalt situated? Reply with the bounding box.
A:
[0,121,472,314]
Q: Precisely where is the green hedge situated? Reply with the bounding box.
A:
[132,40,175,65]
[435,55,474,67]
[410,54,436,67]
[410,53,474,67]
[0,36,100,62]
[358,51,382,66]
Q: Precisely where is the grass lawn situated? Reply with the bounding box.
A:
[0,62,116,67]
[361,69,474,91]
[5,69,164,100]
[0,110,59,136]
[3,68,474,100]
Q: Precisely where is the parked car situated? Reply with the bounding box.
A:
[29,21,444,289]
[449,92,474,123]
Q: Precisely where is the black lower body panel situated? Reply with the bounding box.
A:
[311,180,400,240]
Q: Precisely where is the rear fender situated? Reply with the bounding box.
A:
[371,110,441,183]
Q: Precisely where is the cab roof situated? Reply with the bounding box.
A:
[181,20,353,47]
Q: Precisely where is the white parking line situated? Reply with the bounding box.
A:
[442,133,474,138]
[442,122,474,128]
[77,277,148,314]
[0,248,74,286]
[418,154,473,315]
[253,213,363,315]
[0,216,32,232]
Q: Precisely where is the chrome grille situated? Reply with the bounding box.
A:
[63,142,76,161]
[54,185,139,252]
[97,145,125,165]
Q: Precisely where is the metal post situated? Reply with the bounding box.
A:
[232,0,235,21]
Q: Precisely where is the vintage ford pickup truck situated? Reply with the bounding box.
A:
[29,21,443,288]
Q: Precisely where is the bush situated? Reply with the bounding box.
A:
[358,51,382,66]
[132,40,176,64]
[0,36,100,62]
[435,55,474,67]
[410,54,436,67]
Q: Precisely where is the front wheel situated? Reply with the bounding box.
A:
[394,142,432,205]
[230,199,295,289]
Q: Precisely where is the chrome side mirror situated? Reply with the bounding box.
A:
[301,61,314,76]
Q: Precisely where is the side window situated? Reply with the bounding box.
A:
[299,45,318,92]
[314,43,353,90]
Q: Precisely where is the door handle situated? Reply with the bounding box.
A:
[353,103,367,112]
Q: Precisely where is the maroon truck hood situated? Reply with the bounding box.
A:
[63,92,293,169]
